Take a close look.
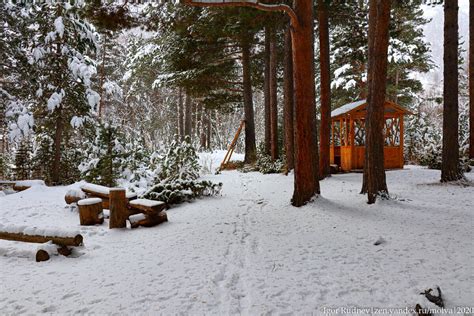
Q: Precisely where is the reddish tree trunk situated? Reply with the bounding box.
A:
[291,0,320,206]
[283,23,295,171]
[264,26,272,155]
[469,0,473,159]
[270,27,279,160]
[241,34,257,164]
[441,0,463,181]
[318,0,331,179]
[361,0,391,203]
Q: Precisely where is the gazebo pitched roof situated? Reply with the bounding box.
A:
[331,99,412,119]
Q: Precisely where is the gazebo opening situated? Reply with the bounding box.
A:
[330,99,412,172]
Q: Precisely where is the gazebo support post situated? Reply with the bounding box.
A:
[399,114,404,168]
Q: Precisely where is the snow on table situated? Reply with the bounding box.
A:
[81,183,110,195]
[129,199,165,208]
[0,167,473,314]
[81,183,137,199]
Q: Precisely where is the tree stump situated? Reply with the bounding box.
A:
[36,249,50,262]
[77,198,104,226]
[109,188,128,229]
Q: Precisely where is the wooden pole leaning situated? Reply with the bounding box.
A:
[219,120,245,170]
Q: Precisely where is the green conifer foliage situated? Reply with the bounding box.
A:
[145,137,222,205]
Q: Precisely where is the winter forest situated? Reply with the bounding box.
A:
[0,0,473,314]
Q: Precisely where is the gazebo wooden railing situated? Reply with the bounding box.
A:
[330,100,412,172]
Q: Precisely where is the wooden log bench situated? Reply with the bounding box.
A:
[68,185,168,229]
[128,199,168,228]
[0,225,83,262]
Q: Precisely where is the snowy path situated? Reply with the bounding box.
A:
[0,167,473,314]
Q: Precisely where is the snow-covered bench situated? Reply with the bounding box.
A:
[128,199,168,229]
[0,224,83,262]
[72,184,168,229]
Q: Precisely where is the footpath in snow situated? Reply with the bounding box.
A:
[0,156,473,314]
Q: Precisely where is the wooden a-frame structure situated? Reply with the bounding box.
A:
[330,99,412,172]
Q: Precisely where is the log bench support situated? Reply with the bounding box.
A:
[109,188,129,229]
[78,198,104,226]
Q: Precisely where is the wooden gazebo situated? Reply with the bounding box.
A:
[330,99,412,172]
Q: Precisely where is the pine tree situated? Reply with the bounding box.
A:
[283,21,295,171]
[329,0,432,108]
[1,3,100,184]
[144,136,222,204]
[14,140,31,180]
[317,0,331,179]
[441,0,463,182]
[361,0,392,204]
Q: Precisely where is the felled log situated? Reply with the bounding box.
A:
[78,198,104,226]
[128,199,167,215]
[129,211,168,229]
[13,180,45,192]
[109,188,128,229]
[64,189,87,205]
[13,185,31,192]
[0,231,83,247]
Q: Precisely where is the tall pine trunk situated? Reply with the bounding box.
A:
[441,0,463,181]
[283,23,295,171]
[318,0,331,179]
[264,26,272,155]
[241,33,257,164]
[361,0,391,204]
[469,0,473,159]
[178,88,184,141]
[184,92,192,140]
[291,0,320,206]
[270,27,279,160]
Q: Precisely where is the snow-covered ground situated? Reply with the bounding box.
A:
[1,152,473,314]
